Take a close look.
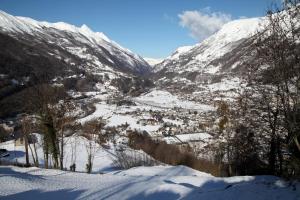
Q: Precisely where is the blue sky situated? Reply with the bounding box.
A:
[0,0,282,58]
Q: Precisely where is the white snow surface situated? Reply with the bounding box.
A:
[164,133,212,144]
[166,45,194,60]
[77,103,161,134]
[0,165,299,200]
[0,135,115,173]
[134,90,215,111]
[176,132,212,142]
[106,115,161,133]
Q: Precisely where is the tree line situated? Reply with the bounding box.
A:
[214,1,300,178]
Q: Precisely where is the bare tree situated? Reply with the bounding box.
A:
[26,84,67,169]
[52,100,76,170]
[21,115,31,167]
[244,1,300,176]
[20,114,40,167]
[82,118,105,173]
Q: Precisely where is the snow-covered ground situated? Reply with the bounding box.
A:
[77,102,165,135]
[107,115,161,133]
[133,90,215,111]
[0,165,299,200]
[1,134,299,199]
[0,135,116,173]
[1,132,299,200]
[176,133,212,143]
[164,132,212,144]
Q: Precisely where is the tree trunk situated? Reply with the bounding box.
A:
[225,137,233,176]
[294,136,300,152]
[24,135,30,167]
[276,136,283,175]
[269,134,276,175]
[46,121,59,169]
[44,141,49,169]
[28,142,36,166]
[60,130,64,170]
[87,154,92,173]
[33,142,39,167]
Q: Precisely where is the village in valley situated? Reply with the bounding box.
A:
[0,88,218,160]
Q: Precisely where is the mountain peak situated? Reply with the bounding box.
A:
[80,24,91,31]
[144,58,164,66]
[79,23,111,43]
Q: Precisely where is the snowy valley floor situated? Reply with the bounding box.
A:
[0,165,299,200]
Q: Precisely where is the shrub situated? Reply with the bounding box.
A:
[112,149,158,169]
[127,131,221,176]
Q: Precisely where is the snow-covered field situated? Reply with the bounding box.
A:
[133,90,214,111]
[77,102,166,135]
[164,132,212,144]
[176,132,212,143]
[0,165,299,200]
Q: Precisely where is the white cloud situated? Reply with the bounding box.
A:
[178,10,232,41]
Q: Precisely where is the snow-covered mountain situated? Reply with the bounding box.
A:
[0,10,151,79]
[154,17,263,73]
[153,17,265,97]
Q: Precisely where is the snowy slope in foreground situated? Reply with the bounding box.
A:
[0,166,299,200]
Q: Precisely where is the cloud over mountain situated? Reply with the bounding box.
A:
[178,9,232,41]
